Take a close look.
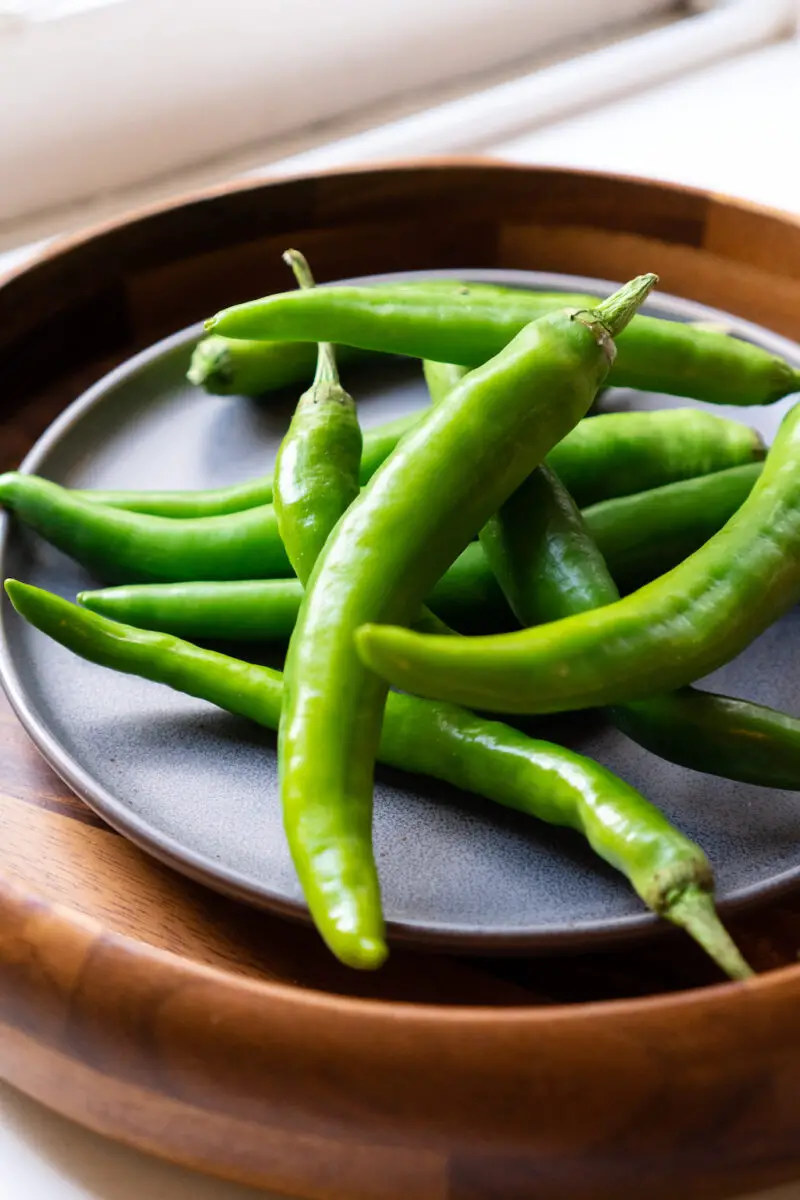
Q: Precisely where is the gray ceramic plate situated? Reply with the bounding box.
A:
[2,267,800,955]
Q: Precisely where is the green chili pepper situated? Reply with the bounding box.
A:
[73,413,419,520]
[356,400,800,715]
[207,282,800,407]
[73,464,758,639]
[0,452,759,598]
[74,546,505,637]
[585,461,761,594]
[187,335,373,396]
[4,579,752,979]
[77,542,513,638]
[273,250,363,585]
[479,463,613,628]
[79,577,306,640]
[280,274,657,968]
[74,405,765,521]
[0,478,292,585]
[423,360,764,506]
[611,690,800,792]
[549,410,763,508]
[272,252,451,638]
[422,359,468,404]
[478,460,800,790]
[187,282,565,397]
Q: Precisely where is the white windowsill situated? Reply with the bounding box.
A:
[0,0,678,229]
[495,38,800,214]
[0,7,684,255]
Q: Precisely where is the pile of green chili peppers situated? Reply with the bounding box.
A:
[8,263,800,983]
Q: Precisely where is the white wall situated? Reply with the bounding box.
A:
[0,0,674,221]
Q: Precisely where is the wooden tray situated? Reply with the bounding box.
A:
[2,160,800,1200]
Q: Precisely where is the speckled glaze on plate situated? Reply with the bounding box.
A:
[1,266,800,955]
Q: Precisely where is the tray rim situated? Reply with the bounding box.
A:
[1,154,800,1014]
[6,155,800,1200]
[7,151,800,298]
[5,265,800,955]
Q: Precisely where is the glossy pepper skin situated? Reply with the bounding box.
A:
[273,251,363,585]
[207,281,800,407]
[187,281,567,397]
[356,401,800,715]
[77,542,514,638]
[423,361,765,507]
[611,691,800,791]
[74,405,765,521]
[74,413,419,519]
[546,409,763,508]
[5,580,751,980]
[480,463,614,627]
[584,461,761,594]
[267,257,461,636]
[76,463,760,639]
[187,335,372,397]
[279,275,658,969]
[480,462,800,790]
[2,446,759,598]
[422,359,468,404]
[0,477,293,585]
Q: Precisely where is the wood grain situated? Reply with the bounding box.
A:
[2,160,800,1198]
[499,223,800,340]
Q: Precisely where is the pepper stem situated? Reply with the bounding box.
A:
[283,248,339,388]
[665,883,753,981]
[587,272,659,340]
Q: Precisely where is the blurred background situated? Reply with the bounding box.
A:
[0,0,798,268]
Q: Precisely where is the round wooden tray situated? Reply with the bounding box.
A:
[3,160,800,1200]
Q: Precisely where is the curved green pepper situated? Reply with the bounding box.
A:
[207,282,800,407]
[72,406,764,521]
[356,401,800,714]
[280,275,657,967]
[72,464,760,639]
[480,461,800,790]
[4,580,751,980]
[188,282,567,396]
[273,250,363,584]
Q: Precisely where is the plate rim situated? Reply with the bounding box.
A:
[3,265,800,955]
